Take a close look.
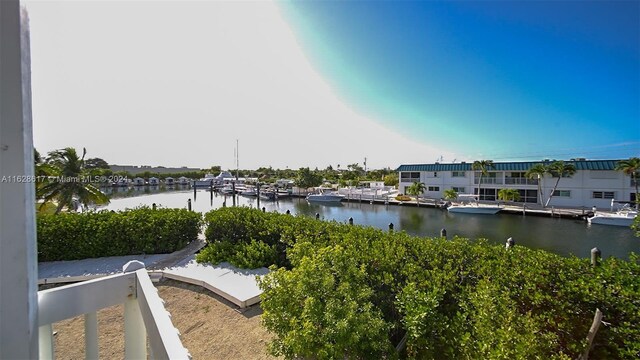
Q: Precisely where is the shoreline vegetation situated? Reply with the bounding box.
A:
[195,207,639,359]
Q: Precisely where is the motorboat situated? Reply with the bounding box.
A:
[588,205,637,227]
[306,192,345,203]
[259,191,277,201]
[220,184,235,195]
[446,194,501,214]
[193,174,215,188]
[240,187,257,197]
[446,203,502,214]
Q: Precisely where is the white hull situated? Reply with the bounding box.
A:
[588,214,636,227]
[447,205,501,214]
[307,194,345,203]
[193,179,214,188]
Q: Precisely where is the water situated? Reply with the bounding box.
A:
[102,189,639,259]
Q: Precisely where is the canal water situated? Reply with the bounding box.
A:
[102,189,639,259]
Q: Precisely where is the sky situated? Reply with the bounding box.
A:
[25,0,639,170]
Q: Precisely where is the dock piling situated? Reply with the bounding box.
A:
[349,217,354,225]
[440,228,447,239]
[389,223,394,231]
[187,199,192,211]
[506,237,515,249]
[591,247,601,267]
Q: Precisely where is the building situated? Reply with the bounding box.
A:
[109,165,200,175]
[397,160,636,209]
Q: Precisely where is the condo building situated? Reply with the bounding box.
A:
[397,159,637,209]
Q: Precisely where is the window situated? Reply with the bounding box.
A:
[474,188,496,201]
[452,171,465,177]
[452,187,465,193]
[434,172,438,177]
[552,190,571,197]
[428,186,439,191]
[593,191,615,199]
[400,172,420,182]
[517,189,538,203]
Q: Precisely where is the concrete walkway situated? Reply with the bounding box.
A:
[38,237,269,308]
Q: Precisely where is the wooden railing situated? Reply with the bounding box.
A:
[37,261,190,359]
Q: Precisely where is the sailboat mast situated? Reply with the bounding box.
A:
[236,139,239,180]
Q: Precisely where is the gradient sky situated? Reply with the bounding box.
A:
[25,0,639,169]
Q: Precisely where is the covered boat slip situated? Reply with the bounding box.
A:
[39,253,269,309]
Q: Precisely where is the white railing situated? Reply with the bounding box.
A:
[37,261,190,359]
[505,178,538,185]
[474,178,503,185]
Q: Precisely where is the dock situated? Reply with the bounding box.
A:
[290,193,596,220]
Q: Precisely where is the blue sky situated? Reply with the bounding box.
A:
[25,1,638,169]
[279,0,639,161]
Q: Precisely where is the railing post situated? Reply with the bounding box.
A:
[123,261,147,359]
[38,324,54,360]
[125,296,147,359]
[85,312,98,360]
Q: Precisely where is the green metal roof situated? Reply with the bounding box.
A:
[396,160,623,172]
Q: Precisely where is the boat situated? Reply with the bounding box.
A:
[306,191,345,203]
[446,194,501,214]
[588,205,637,227]
[447,204,502,214]
[193,174,215,188]
[259,191,278,201]
[220,184,235,195]
[240,187,257,197]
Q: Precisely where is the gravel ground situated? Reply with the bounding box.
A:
[51,279,279,360]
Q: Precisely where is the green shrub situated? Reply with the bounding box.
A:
[37,207,202,261]
[197,207,640,359]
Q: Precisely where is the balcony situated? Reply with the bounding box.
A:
[505,178,538,185]
[474,178,503,185]
[37,261,190,359]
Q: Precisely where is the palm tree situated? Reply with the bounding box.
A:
[544,161,576,207]
[472,160,494,202]
[39,147,110,214]
[615,157,640,209]
[443,189,458,201]
[406,181,426,207]
[498,188,521,202]
[525,163,548,207]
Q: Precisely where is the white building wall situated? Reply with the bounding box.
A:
[399,167,634,209]
[0,3,39,357]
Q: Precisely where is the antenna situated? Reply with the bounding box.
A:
[364,157,367,174]
[235,139,239,180]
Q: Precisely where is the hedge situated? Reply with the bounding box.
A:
[197,207,640,359]
[37,207,202,261]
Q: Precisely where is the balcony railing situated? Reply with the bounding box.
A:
[38,261,190,359]
[474,178,503,185]
[505,178,538,185]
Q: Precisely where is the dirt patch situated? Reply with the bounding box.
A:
[51,279,278,359]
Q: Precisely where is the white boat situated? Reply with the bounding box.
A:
[446,194,501,214]
[220,184,235,195]
[193,174,215,188]
[306,192,345,203]
[447,204,502,214]
[240,187,257,196]
[588,206,637,227]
